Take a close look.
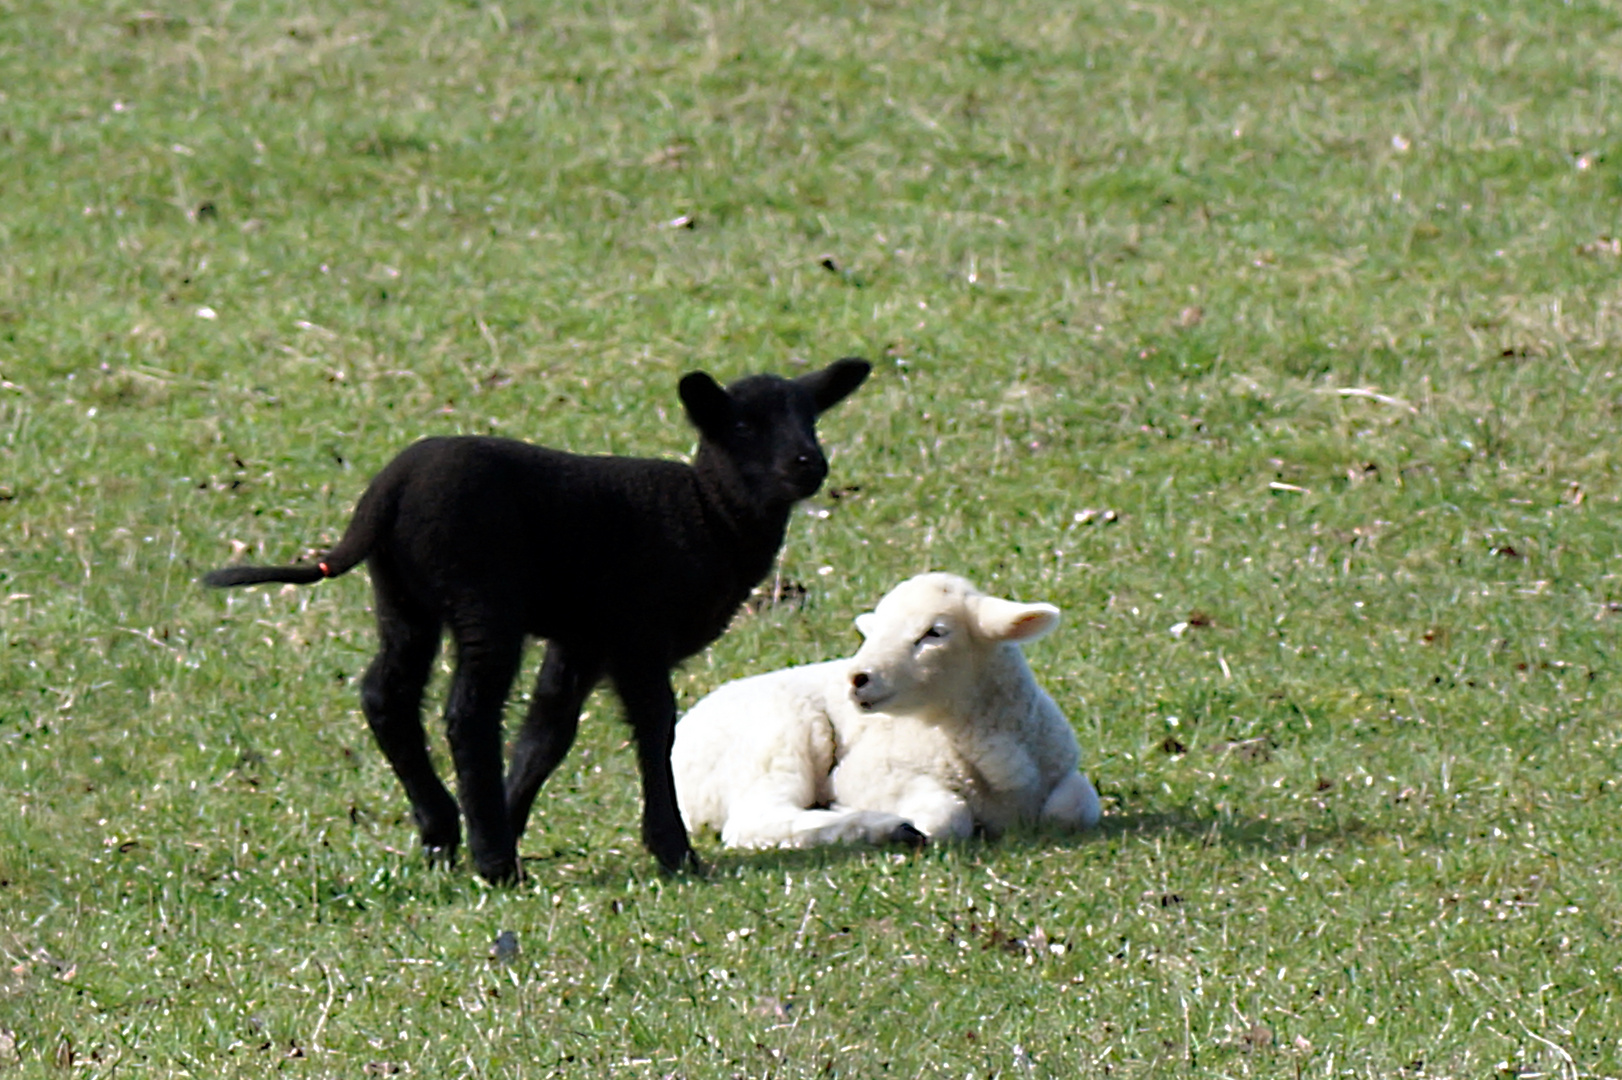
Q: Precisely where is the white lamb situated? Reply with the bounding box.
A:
[672,572,1101,849]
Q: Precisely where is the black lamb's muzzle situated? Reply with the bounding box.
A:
[782,452,829,498]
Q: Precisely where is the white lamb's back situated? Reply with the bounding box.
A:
[671,660,844,831]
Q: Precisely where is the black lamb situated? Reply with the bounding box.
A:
[204,358,871,881]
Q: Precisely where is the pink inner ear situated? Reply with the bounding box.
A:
[1008,612,1048,639]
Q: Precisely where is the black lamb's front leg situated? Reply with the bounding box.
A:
[611,660,699,874]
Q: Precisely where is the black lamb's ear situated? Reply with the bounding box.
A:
[799,357,871,413]
[679,371,734,438]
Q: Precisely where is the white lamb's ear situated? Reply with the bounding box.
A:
[972,597,1060,643]
[854,612,876,638]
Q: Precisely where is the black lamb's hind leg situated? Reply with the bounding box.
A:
[360,591,458,864]
[442,622,526,884]
[505,640,605,841]
[611,660,699,875]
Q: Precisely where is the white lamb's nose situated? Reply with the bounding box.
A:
[851,671,869,689]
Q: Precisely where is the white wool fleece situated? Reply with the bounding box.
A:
[672,572,1101,849]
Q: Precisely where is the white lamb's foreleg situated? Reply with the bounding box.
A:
[1040,771,1101,830]
[784,807,923,848]
[720,789,920,849]
[892,778,976,841]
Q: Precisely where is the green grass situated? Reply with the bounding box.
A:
[4,0,1622,1075]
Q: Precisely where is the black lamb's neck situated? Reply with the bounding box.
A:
[691,445,795,567]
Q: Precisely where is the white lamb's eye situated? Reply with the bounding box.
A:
[916,623,949,646]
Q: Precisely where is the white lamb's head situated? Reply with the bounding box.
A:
[846,573,1060,714]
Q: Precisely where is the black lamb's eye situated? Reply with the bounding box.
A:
[733,419,753,437]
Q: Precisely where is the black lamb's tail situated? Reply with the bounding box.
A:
[202,563,329,587]
[202,469,397,589]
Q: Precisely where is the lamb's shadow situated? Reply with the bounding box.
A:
[531,836,938,888]
[1007,803,1381,857]
[528,804,1377,888]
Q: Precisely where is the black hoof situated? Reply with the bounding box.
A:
[476,857,522,886]
[415,811,461,861]
[650,841,701,876]
[645,820,698,875]
[422,842,459,869]
[888,821,929,849]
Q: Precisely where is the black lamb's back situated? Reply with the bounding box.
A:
[361,436,769,661]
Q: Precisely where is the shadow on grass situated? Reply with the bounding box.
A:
[523,803,1379,889]
[1079,803,1377,855]
[524,837,924,888]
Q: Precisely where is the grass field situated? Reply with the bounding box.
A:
[4,0,1622,1075]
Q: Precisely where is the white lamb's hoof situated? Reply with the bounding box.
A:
[887,821,928,848]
